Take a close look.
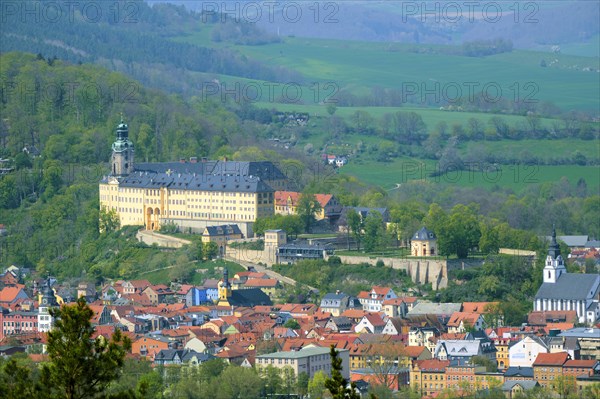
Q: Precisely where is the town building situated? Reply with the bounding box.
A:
[216,269,272,308]
[534,229,600,325]
[357,286,397,312]
[274,191,342,221]
[256,345,350,379]
[319,292,361,317]
[411,359,450,398]
[276,241,333,264]
[201,224,243,256]
[38,277,58,333]
[532,352,571,388]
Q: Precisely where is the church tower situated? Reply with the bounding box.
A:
[543,227,566,284]
[111,116,134,177]
[217,268,232,306]
[38,276,58,333]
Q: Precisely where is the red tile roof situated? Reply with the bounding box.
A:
[0,287,26,303]
[563,359,599,368]
[416,359,450,371]
[461,302,499,313]
[533,352,570,366]
[244,278,279,288]
[447,312,481,327]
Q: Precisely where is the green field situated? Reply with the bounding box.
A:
[460,139,600,161]
[255,102,559,129]
[175,31,600,111]
[341,160,600,192]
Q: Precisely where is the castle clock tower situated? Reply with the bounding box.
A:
[111,116,134,176]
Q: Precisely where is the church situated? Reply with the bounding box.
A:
[99,118,289,237]
[217,268,272,307]
[534,229,600,325]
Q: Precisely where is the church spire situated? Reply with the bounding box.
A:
[548,224,560,260]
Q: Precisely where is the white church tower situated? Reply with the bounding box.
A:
[543,227,566,284]
[38,276,58,333]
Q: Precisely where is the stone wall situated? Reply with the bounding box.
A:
[136,230,191,249]
[330,255,449,290]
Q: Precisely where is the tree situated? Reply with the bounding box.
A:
[99,206,120,234]
[325,345,360,399]
[346,209,363,251]
[362,342,407,390]
[363,211,386,253]
[297,192,322,233]
[552,375,578,399]
[308,370,328,399]
[203,241,218,260]
[0,356,45,399]
[215,365,263,399]
[260,365,283,397]
[284,318,300,329]
[297,372,310,398]
[41,297,132,399]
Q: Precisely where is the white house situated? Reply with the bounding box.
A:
[508,335,548,368]
[357,286,397,312]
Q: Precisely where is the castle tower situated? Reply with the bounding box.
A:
[38,276,58,333]
[543,227,566,284]
[111,116,134,177]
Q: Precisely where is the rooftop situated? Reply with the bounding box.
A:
[257,345,347,360]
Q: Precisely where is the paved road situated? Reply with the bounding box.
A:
[224,255,318,293]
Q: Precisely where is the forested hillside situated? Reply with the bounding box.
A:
[0,52,249,280]
[1,0,302,95]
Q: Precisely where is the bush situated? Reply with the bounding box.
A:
[327,256,342,266]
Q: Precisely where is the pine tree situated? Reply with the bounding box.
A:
[324,345,361,399]
[40,297,132,399]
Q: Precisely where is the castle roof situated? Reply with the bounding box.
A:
[112,171,274,193]
[135,160,287,181]
[413,227,436,240]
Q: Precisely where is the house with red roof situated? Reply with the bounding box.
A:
[0,286,29,306]
[533,352,571,387]
[410,359,450,398]
[562,359,600,378]
[357,286,397,312]
[355,313,387,334]
[273,191,342,221]
[447,312,485,333]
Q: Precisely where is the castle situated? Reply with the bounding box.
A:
[99,118,288,237]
